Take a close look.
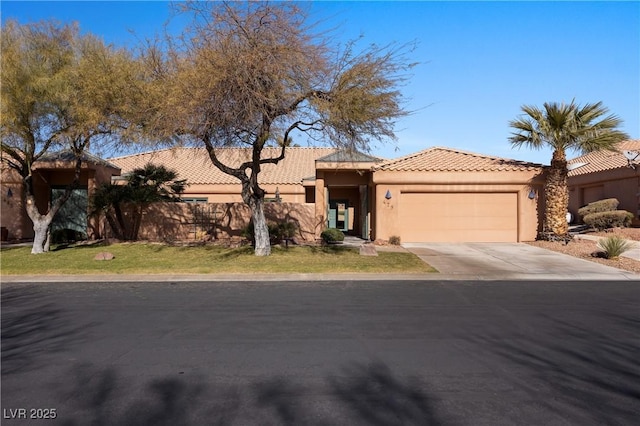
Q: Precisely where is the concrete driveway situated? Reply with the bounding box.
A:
[403,242,639,281]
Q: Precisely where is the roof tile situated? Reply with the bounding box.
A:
[373,147,544,172]
[109,147,336,185]
[568,140,640,176]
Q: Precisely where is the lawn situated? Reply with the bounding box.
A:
[0,243,435,275]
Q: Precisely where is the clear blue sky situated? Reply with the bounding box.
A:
[2,1,638,165]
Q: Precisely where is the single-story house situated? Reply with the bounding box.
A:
[0,152,120,241]
[1,145,547,243]
[108,146,547,243]
[568,140,640,225]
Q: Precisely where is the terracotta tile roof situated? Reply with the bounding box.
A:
[568,140,640,176]
[316,150,385,163]
[373,146,544,172]
[109,147,336,185]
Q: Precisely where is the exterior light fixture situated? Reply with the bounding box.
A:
[275,187,281,202]
[528,189,536,200]
[385,190,392,200]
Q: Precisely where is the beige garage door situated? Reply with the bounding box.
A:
[399,192,518,242]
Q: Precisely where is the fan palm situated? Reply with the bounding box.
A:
[509,101,628,239]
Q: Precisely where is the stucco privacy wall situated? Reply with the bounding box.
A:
[372,170,546,242]
[127,202,317,242]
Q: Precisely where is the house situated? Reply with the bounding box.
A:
[0,152,120,241]
[567,140,640,225]
[109,146,546,243]
[1,145,547,244]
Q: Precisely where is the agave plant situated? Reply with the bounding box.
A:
[596,236,636,259]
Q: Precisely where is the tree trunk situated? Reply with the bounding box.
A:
[25,196,57,254]
[249,195,271,256]
[543,149,569,238]
[30,216,51,254]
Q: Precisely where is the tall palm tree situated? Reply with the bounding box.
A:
[509,101,628,239]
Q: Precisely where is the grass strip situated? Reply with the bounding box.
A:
[0,243,435,275]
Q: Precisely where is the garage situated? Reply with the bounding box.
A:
[398,192,519,243]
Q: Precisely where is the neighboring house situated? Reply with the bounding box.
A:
[110,146,546,243]
[567,140,640,225]
[0,151,121,241]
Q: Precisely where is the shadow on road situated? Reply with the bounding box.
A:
[474,311,640,426]
[48,361,443,425]
[1,286,94,376]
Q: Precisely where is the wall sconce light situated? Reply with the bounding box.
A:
[6,188,12,198]
[385,190,392,200]
[275,187,281,202]
[528,189,536,200]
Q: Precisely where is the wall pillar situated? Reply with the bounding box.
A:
[314,171,326,238]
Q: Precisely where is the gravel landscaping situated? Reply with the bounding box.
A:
[527,228,640,274]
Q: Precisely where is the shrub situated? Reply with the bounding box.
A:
[583,210,634,230]
[578,198,619,219]
[321,228,345,244]
[242,221,298,244]
[596,236,636,259]
[388,235,401,245]
[51,228,87,244]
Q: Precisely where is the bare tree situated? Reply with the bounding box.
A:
[1,20,144,253]
[145,1,416,255]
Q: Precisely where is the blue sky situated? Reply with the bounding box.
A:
[2,1,638,165]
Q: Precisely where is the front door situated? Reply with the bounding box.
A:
[328,199,349,231]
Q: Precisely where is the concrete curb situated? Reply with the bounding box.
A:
[2,271,639,283]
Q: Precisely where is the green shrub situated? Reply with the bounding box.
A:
[276,222,297,240]
[583,210,634,230]
[596,236,636,259]
[242,221,298,244]
[321,228,345,243]
[388,235,401,245]
[578,198,619,219]
[51,228,87,244]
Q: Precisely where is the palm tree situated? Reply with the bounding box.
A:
[509,101,628,239]
[91,164,186,240]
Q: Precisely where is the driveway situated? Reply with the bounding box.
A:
[403,242,639,280]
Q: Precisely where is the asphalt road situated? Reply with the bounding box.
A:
[2,280,639,426]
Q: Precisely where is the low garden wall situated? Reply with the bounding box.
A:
[123,202,319,243]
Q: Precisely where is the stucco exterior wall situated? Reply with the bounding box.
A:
[371,170,545,242]
[1,168,29,241]
[180,183,306,203]
[568,167,640,224]
[0,162,119,242]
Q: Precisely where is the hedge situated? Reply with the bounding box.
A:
[578,198,619,218]
[583,210,634,230]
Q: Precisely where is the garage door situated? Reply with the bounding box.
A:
[399,192,518,242]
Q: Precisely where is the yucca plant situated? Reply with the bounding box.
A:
[596,236,636,259]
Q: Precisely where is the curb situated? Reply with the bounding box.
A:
[2,272,639,283]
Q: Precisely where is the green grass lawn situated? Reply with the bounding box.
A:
[0,243,435,275]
